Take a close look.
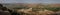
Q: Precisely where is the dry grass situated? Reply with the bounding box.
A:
[16,8,55,15]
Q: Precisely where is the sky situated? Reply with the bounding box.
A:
[0,0,60,3]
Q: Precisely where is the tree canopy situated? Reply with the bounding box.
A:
[44,6,60,12]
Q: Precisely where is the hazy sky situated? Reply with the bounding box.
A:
[0,0,60,3]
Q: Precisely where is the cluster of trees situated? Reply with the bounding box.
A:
[14,3,60,12]
[44,6,60,12]
[32,4,44,12]
[9,3,60,15]
[32,4,60,12]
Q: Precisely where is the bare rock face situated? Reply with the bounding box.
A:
[0,4,11,15]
